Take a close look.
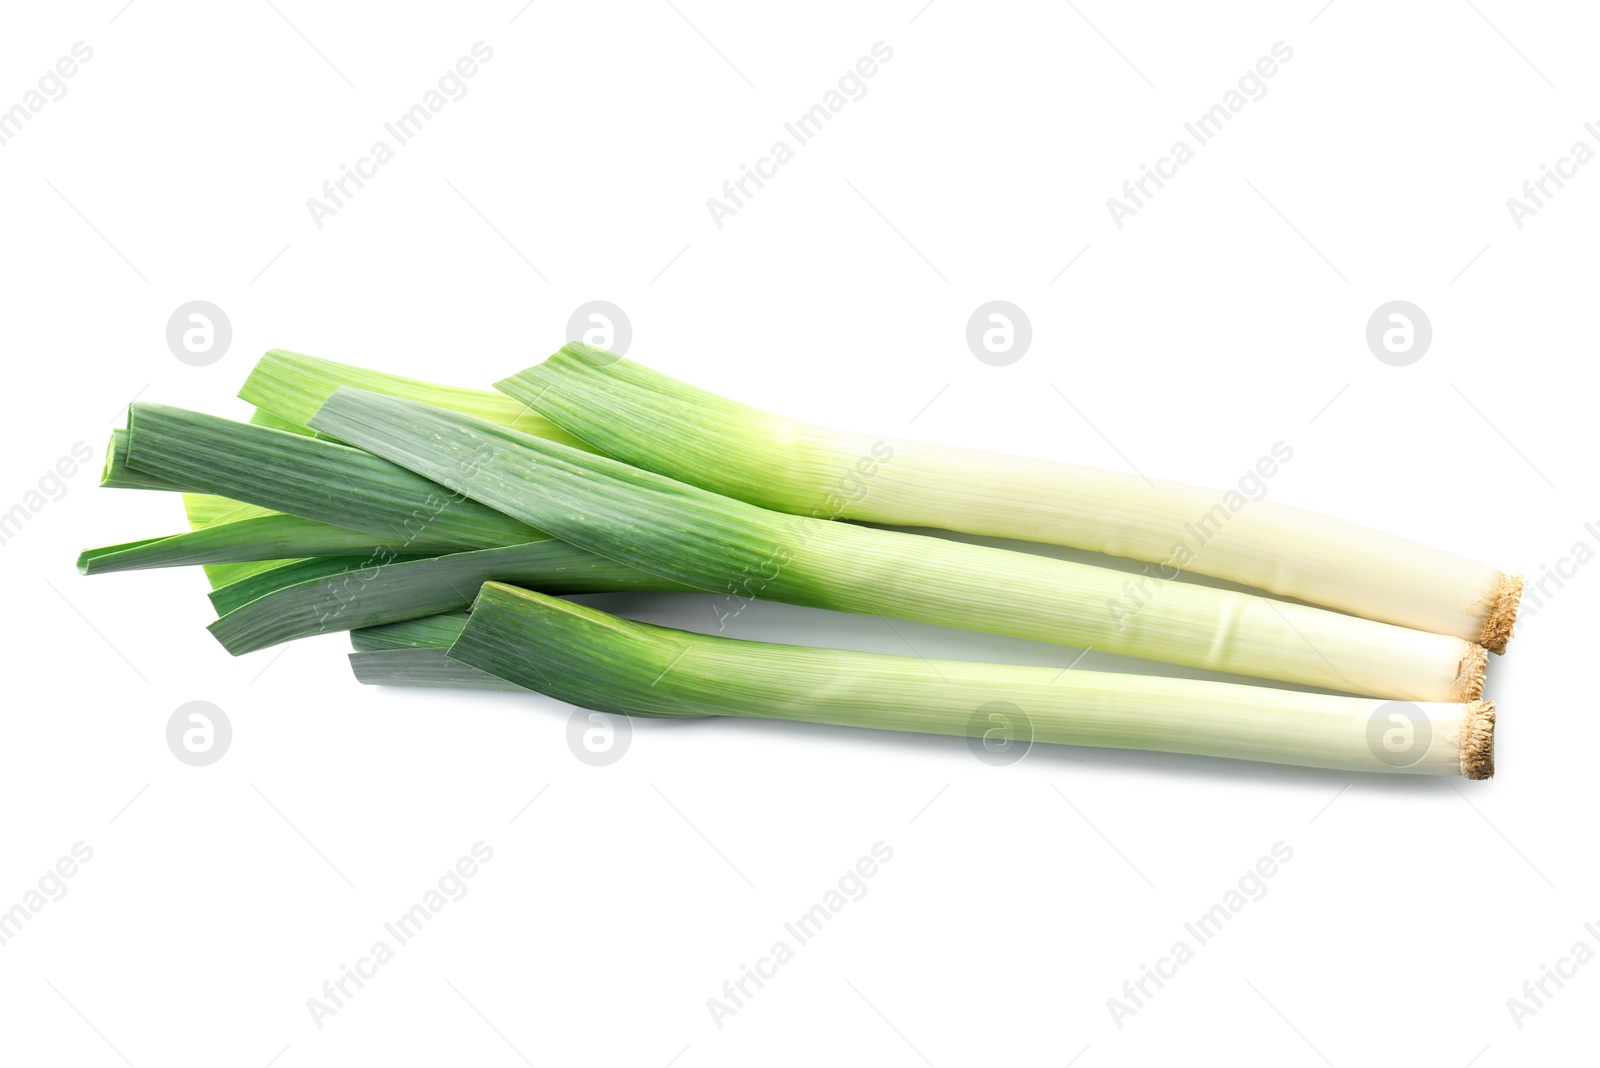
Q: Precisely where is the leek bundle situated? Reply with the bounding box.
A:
[75,345,1517,781]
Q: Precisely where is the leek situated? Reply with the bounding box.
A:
[448,583,1496,778]
[497,344,1521,651]
[309,389,1486,702]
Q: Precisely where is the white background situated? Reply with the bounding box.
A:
[0,1,1595,1065]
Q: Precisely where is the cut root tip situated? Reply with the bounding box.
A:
[1480,572,1522,655]
[1459,700,1495,780]
[1450,644,1488,703]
